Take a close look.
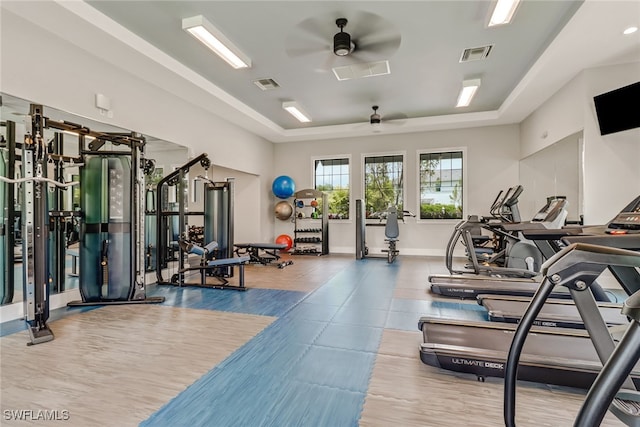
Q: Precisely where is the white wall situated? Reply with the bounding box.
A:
[273,125,520,255]
[520,73,585,159]
[520,62,640,224]
[1,5,276,243]
[581,63,640,224]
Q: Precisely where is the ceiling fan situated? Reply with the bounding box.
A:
[367,105,406,133]
[359,105,407,133]
[285,12,401,69]
[370,105,382,125]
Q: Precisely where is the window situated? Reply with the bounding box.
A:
[314,157,349,219]
[419,151,463,219]
[363,154,404,217]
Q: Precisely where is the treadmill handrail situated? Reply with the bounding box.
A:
[542,243,640,277]
[504,243,640,427]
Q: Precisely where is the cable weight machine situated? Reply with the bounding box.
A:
[1,106,82,345]
[2,105,166,345]
[154,154,241,288]
[65,122,164,306]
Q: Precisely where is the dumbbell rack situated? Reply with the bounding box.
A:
[292,188,329,255]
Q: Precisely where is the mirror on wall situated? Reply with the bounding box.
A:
[0,93,189,306]
[518,131,583,224]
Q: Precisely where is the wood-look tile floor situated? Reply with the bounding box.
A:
[1,305,274,426]
[0,254,629,426]
[166,252,353,293]
[361,329,625,427]
[240,253,353,292]
[366,256,625,426]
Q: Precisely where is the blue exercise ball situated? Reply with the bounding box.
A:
[272,175,296,199]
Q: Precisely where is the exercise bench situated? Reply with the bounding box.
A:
[234,243,293,269]
[177,239,250,290]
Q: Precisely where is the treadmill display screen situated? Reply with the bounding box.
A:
[606,196,640,233]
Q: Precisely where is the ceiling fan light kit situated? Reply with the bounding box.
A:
[333,18,354,56]
[370,106,381,124]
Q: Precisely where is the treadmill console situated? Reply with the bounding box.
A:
[606,195,640,234]
[532,197,566,222]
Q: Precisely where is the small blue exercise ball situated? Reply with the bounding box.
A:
[272,175,296,199]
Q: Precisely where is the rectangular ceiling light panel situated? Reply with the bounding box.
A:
[488,0,521,27]
[332,60,390,81]
[282,101,311,123]
[456,79,481,108]
[182,15,251,69]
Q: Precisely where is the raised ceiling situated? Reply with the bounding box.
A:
[4,1,640,142]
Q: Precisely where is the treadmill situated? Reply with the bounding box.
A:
[419,196,640,388]
[478,294,627,329]
[428,197,616,302]
[475,198,640,328]
[503,241,640,425]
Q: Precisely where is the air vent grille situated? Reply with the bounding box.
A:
[460,45,493,62]
[332,60,390,81]
[253,78,280,91]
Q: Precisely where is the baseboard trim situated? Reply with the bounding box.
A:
[0,289,81,323]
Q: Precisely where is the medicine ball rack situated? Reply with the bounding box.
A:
[292,188,328,256]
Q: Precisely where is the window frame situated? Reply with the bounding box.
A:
[416,147,467,223]
[361,150,406,221]
[311,154,352,221]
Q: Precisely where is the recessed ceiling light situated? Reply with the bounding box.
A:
[456,79,481,108]
[282,101,311,123]
[488,0,521,27]
[182,15,251,69]
[623,26,638,35]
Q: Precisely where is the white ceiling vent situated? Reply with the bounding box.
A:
[332,60,390,81]
[253,78,280,91]
[459,45,493,62]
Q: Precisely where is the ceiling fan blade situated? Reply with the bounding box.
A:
[349,11,388,40]
[286,45,330,58]
[285,15,332,59]
[383,113,408,122]
[355,36,402,57]
[322,53,338,71]
[297,16,331,44]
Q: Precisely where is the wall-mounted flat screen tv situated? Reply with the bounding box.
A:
[593,81,640,135]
